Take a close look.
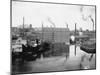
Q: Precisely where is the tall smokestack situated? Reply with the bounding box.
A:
[42,22,44,42]
[23,17,24,29]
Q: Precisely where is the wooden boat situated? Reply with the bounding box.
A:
[80,39,96,54]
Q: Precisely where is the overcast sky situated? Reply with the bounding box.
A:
[12,1,95,30]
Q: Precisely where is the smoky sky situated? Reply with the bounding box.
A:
[12,1,95,30]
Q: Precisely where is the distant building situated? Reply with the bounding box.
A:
[37,27,70,43]
[12,26,70,43]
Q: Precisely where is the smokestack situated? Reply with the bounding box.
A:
[23,17,24,29]
[30,24,32,29]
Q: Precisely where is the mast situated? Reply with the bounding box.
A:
[75,23,77,56]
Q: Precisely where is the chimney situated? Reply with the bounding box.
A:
[30,24,32,29]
